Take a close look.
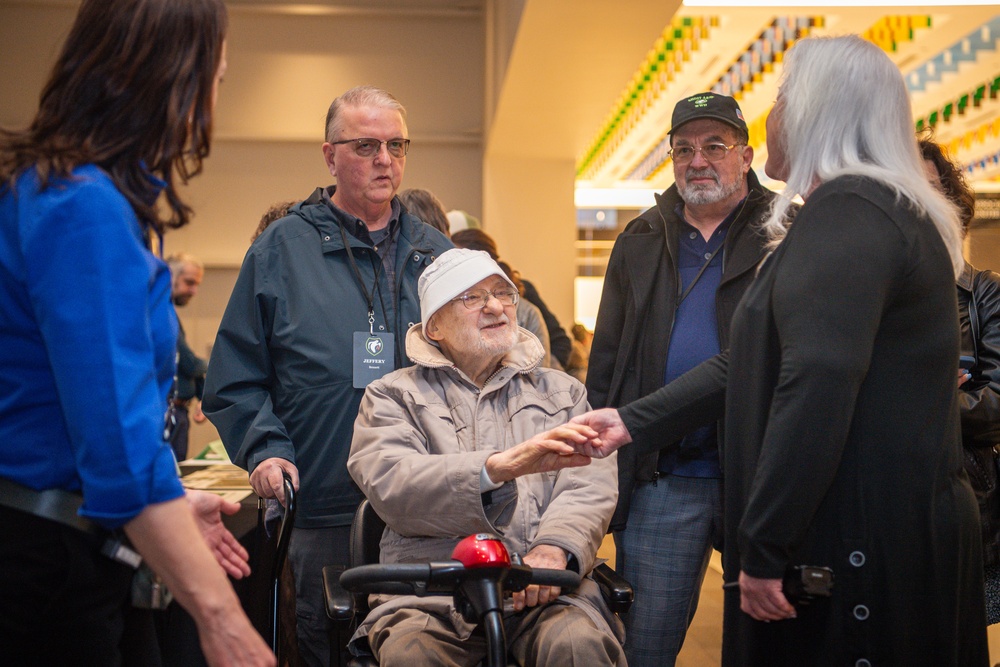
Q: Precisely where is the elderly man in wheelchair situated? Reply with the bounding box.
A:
[345,248,625,666]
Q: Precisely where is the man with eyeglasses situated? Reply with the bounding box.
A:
[203,85,452,665]
[586,92,778,666]
[347,248,625,665]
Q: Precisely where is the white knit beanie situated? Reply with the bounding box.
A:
[418,248,516,332]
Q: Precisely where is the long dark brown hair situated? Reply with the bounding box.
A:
[0,0,228,233]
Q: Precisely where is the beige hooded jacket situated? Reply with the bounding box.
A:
[347,324,621,643]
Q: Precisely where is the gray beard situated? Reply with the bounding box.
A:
[678,170,743,206]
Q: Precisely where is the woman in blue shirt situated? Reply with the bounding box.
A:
[0,1,273,665]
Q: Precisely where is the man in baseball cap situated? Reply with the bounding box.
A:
[585,92,780,665]
[346,246,625,664]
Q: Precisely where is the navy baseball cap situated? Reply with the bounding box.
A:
[669,92,748,137]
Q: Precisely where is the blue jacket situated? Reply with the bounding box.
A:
[0,165,184,528]
[204,187,452,528]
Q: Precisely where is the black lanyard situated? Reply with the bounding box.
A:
[336,218,389,334]
[677,243,724,307]
[675,196,748,307]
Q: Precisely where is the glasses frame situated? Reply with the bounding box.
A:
[668,142,743,165]
[451,287,520,310]
[331,137,411,158]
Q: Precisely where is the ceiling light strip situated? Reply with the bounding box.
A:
[862,15,930,52]
[917,74,1000,135]
[625,16,821,183]
[576,16,716,179]
[907,16,1000,94]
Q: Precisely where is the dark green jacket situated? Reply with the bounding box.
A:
[204,187,452,527]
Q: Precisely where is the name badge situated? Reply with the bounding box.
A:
[353,331,395,388]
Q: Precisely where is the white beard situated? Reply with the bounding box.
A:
[678,167,743,206]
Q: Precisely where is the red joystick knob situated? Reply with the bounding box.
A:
[451,533,511,568]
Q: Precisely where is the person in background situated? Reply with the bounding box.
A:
[347,248,624,665]
[398,187,450,236]
[921,137,1000,626]
[165,252,208,462]
[497,258,552,367]
[0,1,273,665]
[251,199,297,243]
[564,323,593,383]
[574,35,988,666]
[451,227,573,369]
[585,91,776,667]
[203,85,452,666]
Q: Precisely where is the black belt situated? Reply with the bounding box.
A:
[0,477,142,568]
[0,476,102,535]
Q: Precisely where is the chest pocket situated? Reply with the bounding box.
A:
[411,397,473,453]
[504,385,578,446]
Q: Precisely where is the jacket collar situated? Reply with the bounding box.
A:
[404,324,544,378]
[295,186,435,254]
[957,261,975,291]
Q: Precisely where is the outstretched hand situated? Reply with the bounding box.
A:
[568,408,632,458]
[186,490,252,579]
[485,423,597,484]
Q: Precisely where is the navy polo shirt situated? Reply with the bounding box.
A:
[657,200,744,478]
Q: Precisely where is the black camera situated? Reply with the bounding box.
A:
[782,565,834,605]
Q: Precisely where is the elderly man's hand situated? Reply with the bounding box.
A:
[568,408,631,458]
[186,490,252,579]
[249,457,299,507]
[484,424,596,484]
[512,544,568,611]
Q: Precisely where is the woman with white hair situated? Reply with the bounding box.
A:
[572,34,990,665]
[721,35,987,665]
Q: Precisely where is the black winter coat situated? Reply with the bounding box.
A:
[586,170,775,530]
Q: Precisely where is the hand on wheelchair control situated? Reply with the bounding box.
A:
[512,544,568,611]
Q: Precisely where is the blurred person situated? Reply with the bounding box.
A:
[446,208,481,234]
[497,258,552,367]
[921,137,1000,625]
[573,35,988,666]
[398,187,449,236]
[0,1,273,665]
[203,85,452,665]
[251,199,297,243]
[451,227,573,369]
[347,248,623,665]
[165,252,208,462]
[586,92,776,667]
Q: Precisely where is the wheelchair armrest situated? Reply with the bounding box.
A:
[592,562,633,615]
[322,565,356,622]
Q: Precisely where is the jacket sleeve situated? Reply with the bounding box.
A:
[176,332,207,383]
[202,251,294,471]
[529,385,618,575]
[347,378,502,538]
[585,242,629,410]
[960,269,1000,447]
[21,177,183,527]
[618,352,729,457]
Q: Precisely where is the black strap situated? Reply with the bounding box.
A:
[677,243,724,307]
[0,476,102,536]
[336,218,387,332]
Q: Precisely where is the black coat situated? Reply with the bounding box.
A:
[586,169,775,530]
[722,176,985,666]
[958,262,1000,567]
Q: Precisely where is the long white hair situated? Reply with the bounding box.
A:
[762,35,964,277]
